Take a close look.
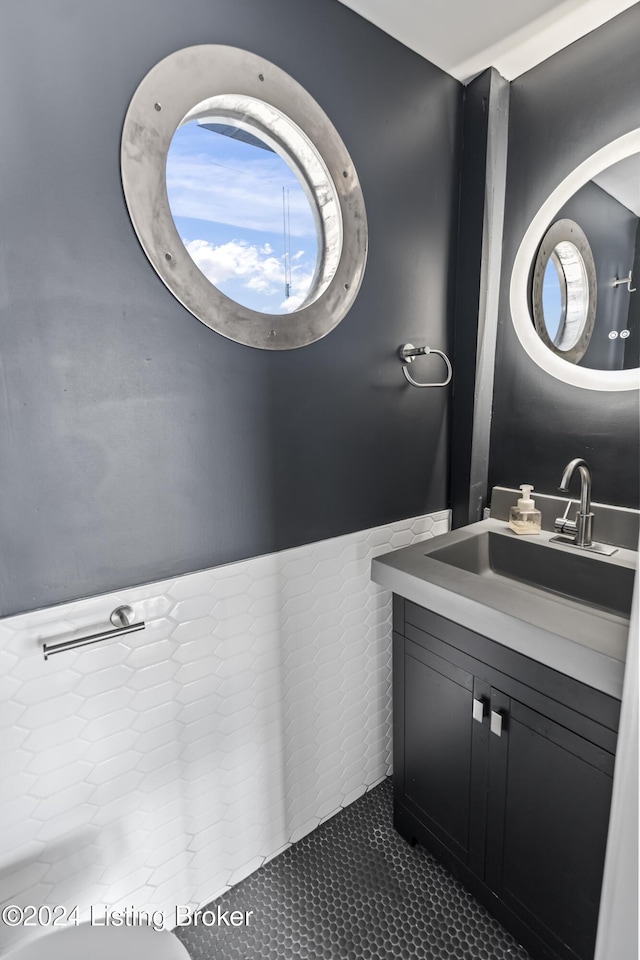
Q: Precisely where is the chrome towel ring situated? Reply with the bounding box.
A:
[399,343,452,388]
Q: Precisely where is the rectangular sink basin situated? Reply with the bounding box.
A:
[428,531,634,618]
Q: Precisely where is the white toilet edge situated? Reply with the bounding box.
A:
[1,923,191,960]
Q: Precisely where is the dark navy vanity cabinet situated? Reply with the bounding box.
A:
[392,597,620,960]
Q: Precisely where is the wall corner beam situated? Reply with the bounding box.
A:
[450,67,510,528]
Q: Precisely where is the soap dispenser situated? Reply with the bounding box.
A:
[509,485,542,535]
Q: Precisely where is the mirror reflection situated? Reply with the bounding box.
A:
[541,256,563,342]
[542,241,590,351]
[532,153,640,372]
[532,219,596,365]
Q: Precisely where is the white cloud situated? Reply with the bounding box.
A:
[184,237,314,312]
[167,153,317,238]
[279,293,305,311]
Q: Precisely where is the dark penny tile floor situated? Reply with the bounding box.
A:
[175,778,530,960]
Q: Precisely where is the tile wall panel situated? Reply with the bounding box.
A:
[0,511,449,951]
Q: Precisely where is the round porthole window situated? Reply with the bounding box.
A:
[531,219,596,365]
[121,46,367,350]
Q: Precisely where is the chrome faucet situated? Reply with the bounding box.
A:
[554,458,593,547]
[552,458,617,555]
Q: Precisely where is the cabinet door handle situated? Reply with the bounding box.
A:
[472,698,486,723]
[490,710,503,737]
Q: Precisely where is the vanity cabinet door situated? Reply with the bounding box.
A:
[398,636,490,872]
[393,600,619,960]
[486,693,614,960]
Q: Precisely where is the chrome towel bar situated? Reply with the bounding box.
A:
[43,605,145,660]
[398,343,452,388]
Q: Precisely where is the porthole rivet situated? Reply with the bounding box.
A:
[344,283,349,290]
[269,330,276,337]
[343,170,348,178]
[258,73,264,81]
[165,252,172,261]
[154,102,162,111]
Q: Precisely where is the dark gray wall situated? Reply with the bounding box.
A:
[556,182,637,371]
[0,0,461,616]
[624,218,640,369]
[488,5,640,509]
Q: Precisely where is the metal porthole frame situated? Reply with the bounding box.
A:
[531,219,597,365]
[120,45,368,350]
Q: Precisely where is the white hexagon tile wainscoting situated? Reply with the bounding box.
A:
[0,511,449,952]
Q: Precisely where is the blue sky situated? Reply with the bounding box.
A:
[166,121,318,313]
[542,258,562,340]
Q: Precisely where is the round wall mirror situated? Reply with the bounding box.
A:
[531,219,596,364]
[121,46,367,350]
[511,130,640,391]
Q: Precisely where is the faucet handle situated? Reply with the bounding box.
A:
[554,515,577,536]
[554,498,575,534]
[559,499,574,521]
